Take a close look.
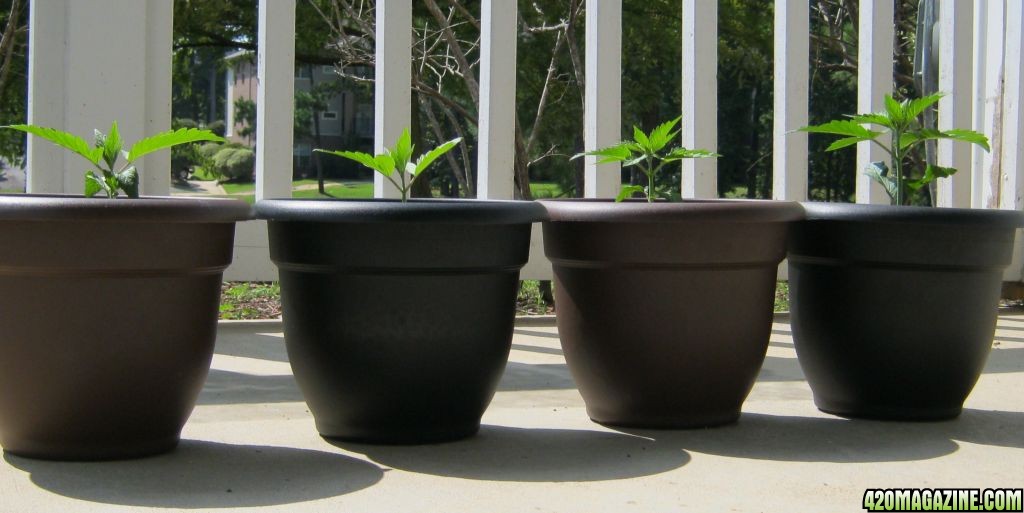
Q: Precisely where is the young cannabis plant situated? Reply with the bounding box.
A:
[799,93,989,206]
[4,122,225,198]
[574,116,719,202]
[316,129,461,202]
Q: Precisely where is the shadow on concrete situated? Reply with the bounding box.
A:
[497,362,576,391]
[198,370,304,405]
[4,440,383,508]
[331,425,688,482]
[982,347,1024,374]
[214,332,289,363]
[949,409,1024,449]
[513,329,561,340]
[616,413,961,463]
[615,407,1024,462]
[510,343,564,356]
[755,356,806,382]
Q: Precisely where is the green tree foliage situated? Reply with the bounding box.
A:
[0,0,28,167]
[211,146,255,181]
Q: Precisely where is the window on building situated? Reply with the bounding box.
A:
[296,65,311,79]
[321,111,338,120]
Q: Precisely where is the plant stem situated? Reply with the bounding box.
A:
[892,130,903,206]
[645,156,655,203]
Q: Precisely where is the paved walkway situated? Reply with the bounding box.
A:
[1,312,1022,512]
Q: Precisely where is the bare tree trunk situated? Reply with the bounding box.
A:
[410,89,433,198]
[0,0,24,100]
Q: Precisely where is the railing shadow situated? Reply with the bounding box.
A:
[198,369,304,405]
[214,332,289,363]
[3,440,383,508]
[329,425,689,482]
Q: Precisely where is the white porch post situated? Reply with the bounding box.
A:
[681,0,718,198]
[772,0,809,201]
[255,0,295,201]
[477,0,517,200]
[855,0,894,204]
[27,0,172,196]
[936,0,973,208]
[1001,1,1024,212]
[374,0,411,199]
[976,0,1006,209]
[584,0,621,198]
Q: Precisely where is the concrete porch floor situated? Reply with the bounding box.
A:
[1,312,1022,513]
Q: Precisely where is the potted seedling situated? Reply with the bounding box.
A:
[0,123,251,460]
[539,117,802,428]
[254,129,545,444]
[792,93,1024,420]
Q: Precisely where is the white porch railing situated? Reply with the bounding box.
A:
[25,0,1024,282]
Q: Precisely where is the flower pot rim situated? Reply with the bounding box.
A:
[255,197,547,225]
[538,198,803,223]
[800,201,1024,228]
[0,193,252,223]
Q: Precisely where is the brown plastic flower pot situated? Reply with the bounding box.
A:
[255,199,546,444]
[789,202,1024,420]
[0,194,250,460]
[540,199,803,428]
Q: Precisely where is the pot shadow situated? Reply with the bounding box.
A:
[198,369,305,405]
[614,413,959,463]
[329,425,689,482]
[949,408,1024,449]
[614,407,1024,462]
[4,440,383,508]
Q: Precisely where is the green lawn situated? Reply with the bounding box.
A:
[209,179,562,203]
[0,189,22,194]
[191,167,219,181]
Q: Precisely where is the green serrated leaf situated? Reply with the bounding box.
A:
[864,161,898,202]
[632,126,652,153]
[662,147,720,161]
[374,154,396,176]
[413,137,461,176]
[391,128,415,173]
[116,166,139,198]
[848,113,895,130]
[825,136,870,152]
[904,93,944,120]
[101,121,123,170]
[4,124,103,165]
[942,129,990,152]
[800,119,881,140]
[884,94,907,125]
[908,164,958,192]
[583,144,634,164]
[84,171,105,197]
[126,127,225,163]
[623,155,647,167]
[315,149,385,175]
[103,171,120,198]
[615,184,645,202]
[646,116,681,153]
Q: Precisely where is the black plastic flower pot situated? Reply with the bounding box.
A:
[0,194,251,460]
[788,202,1024,421]
[255,198,546,444]
[540,199,803,428]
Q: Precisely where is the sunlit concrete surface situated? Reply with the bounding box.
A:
[2,311,1022,513]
